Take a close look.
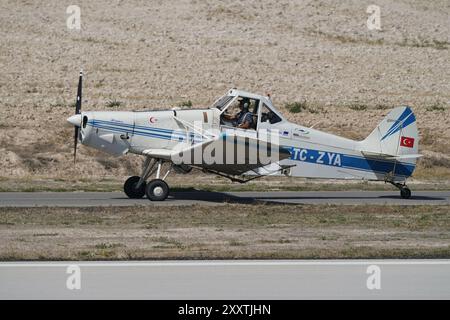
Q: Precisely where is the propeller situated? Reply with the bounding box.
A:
[72,71,83,164]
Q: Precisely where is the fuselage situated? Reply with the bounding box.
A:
[74,89,416,182]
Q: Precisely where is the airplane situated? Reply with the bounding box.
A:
[67,71,421,201]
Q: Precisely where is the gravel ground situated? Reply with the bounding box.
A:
[0,0,449,181]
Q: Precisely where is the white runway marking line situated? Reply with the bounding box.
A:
[1,260,450,268]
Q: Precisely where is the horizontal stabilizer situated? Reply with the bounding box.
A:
[361,151,422,161]
[361,151,396,159]
[393,154,423,160]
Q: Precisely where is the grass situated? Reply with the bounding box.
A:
[177,100,193,108]
[106,99,123,108]
[398,37,449,50]
[72,36,123,47]
[1,175,450,192]
[0,178,122,192]
[285,101,307,113]
[306,29,385,46]
[285,101,320,114]
[94,243,124,249]
[426,103,446,112]
[348,104,367,111]
[0,204,449,260]
[49,101,67,108]
[375,104,391,110]
[94,79,105,88]
[308,29,449,50]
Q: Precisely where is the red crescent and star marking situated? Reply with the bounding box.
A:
[149,117,157,124]
[400,136,414,148]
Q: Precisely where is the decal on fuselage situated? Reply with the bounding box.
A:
[290,147,342,167]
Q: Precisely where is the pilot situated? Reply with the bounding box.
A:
[223,98,254,129]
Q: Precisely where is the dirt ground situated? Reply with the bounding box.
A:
[1,204,449,260]
[0,0,449,184]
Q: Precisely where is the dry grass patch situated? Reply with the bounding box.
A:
[1,175,450,192]
[1,204,449,260]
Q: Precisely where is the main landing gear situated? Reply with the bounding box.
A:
[124,158,171,201]
[389,181,412,199]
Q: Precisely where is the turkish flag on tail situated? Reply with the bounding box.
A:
[400,136,415,148]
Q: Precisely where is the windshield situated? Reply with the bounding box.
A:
[211,95,235,111]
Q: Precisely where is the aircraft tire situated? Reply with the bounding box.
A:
[146,179,169,201]
[400,187,411,199]
[124,176,146,199]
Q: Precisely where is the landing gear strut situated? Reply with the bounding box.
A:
[389,182,412,199]
[123,158,172,201]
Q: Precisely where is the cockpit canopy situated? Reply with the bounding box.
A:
[211,89,284,130]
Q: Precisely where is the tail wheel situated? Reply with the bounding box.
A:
[400,187,411,199]
[146,179,169,201]
[124,176,146,199]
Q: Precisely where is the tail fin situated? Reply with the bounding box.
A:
[360,106,420,160]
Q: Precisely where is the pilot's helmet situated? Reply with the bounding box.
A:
[238,97,250,110]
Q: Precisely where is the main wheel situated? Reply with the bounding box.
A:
[124,176,146,199]
[146,179,169,201]
[400,187,411,199]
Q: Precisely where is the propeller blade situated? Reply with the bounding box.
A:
[73,70,83,164]
[75,71,82,114]
[74,126,79,164]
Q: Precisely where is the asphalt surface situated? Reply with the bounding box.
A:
[0,191,448,206]
[0,260,449,299]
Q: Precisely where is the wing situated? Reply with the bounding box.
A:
[143,133,291,176]
[142,148,175,160]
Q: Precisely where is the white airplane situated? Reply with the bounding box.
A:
[67,71,421,201]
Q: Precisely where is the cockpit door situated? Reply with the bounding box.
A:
[219,96,259,138]
[256,102,291,139]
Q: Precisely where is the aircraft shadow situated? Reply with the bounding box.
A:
[378,195,445,201]
[111,190,445,204]
[169,190,446,203]
[110,189,254,203]
[170,189,257,204]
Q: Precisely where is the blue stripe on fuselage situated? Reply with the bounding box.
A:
[87,120,202,143]
[87,120,415,177]
[288,146,415,177]
[93,119,197,138]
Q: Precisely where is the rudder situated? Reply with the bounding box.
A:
[359,106,420,181]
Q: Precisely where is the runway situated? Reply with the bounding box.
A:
[0,190,448,206]
[0,260,449,299]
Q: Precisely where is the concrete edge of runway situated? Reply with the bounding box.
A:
[1,259,449,299]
